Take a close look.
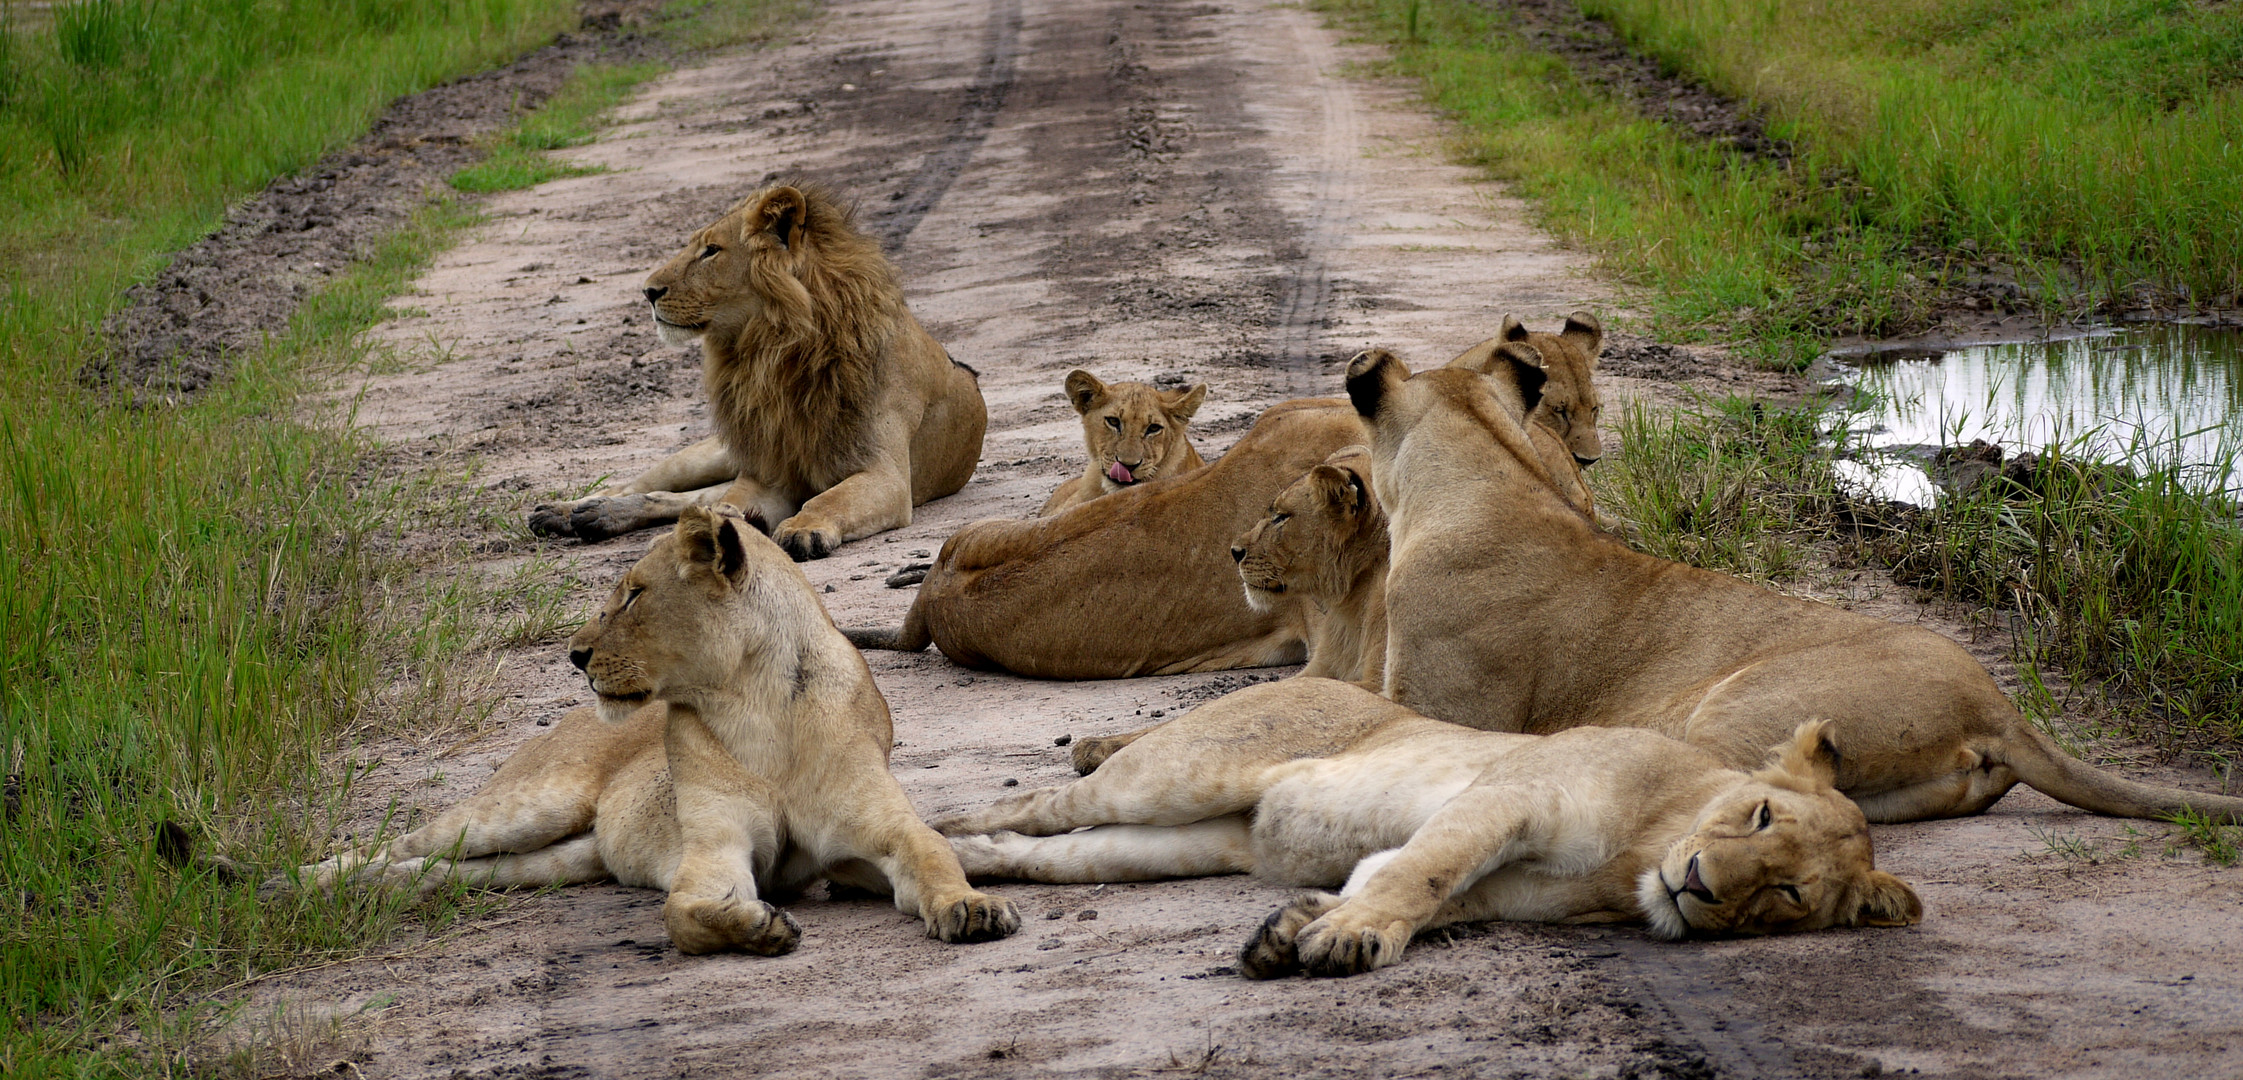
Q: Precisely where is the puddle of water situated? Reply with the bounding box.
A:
[1831,323,2243,504]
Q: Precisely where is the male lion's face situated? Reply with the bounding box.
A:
[567,507,767,722]
[1638,721,1923,939]
[1063,370,1207,492]
[1233,447,1380,612]
[641,185,813,348]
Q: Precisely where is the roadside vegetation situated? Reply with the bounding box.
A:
[1319,0,2243,362]
[0,1,808,1073]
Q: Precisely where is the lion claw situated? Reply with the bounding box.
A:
[527,502,578,538]
[1238,893,1343,979]
[930,893,1020,943]
[664,895,801,956]
[775,523,838,561]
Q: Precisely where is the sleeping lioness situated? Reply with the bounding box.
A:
[936,678,1920,979]
[1348,344,2243,825]
[293,507,1019,953]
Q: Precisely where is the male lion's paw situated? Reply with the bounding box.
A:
[569,495,655,544]
[927,892,1020,943]
[526,501,580,538]
[664,894,802,956]
[1238,892,1343,980]
[1295,909,1412,978]
[772,515,841,561]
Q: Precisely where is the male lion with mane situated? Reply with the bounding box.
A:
[530,183,987,560]
[293,507,1019,954]
[935,678,1921,979]
[1347,345,2243,825]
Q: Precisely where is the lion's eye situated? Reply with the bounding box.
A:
[622,586,644,609]
[1271,513,1291,526]
[700,244,721,260]
[1144,424,1163,436]
[1777,884,1802,905]
[1105,416,1122,430]
[1754,801,1772,831]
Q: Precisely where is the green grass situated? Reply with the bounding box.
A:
[1589,395,2243,751]
[0,1,815,1073]
[1314,0,2243,363]
[450,60,667,193]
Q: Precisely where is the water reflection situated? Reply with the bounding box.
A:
[1833,324,2243,504]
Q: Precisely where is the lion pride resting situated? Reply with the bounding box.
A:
[295,507,1018,953]
[1039,369,1207,516]
[1347,345,2243,825]
[529,183,987,560]
[935,678,1920,978]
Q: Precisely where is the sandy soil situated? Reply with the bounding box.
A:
[243,2,2243,1076]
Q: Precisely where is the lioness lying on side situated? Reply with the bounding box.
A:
[529,183,987,560]
[936,678,1920,979]
[845,398,1368,678]
[294,507,1018,954]
[1348,345,2243,825]
[1039,369,1207,516]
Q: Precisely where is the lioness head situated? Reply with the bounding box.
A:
[567,506,804,722]
[1232,446,1383,613]
[1498,312,1605,467]
[1064,370,1207,491]
[641,183,876,350]
[1639,721,1923,939]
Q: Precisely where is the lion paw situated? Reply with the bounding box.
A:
[1238,892,1343,979]
[663,894,802,956]
[526,501,580,538]
[1295,909,1412,978]
[772,516,841,561]
[1069,734,1132,775]
[927,891,1021,943]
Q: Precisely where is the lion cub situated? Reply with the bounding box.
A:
[937,678,1921,979]
[292,507,1018,954]
[1040,369,1208,516]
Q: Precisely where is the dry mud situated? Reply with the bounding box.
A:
[245,1,2243,1076]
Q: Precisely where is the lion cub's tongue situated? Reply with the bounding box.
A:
[1107,461,1135,484]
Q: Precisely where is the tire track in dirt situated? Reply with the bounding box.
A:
[863,0,1021,249]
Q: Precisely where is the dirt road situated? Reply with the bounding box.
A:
[270,2,2243,1076]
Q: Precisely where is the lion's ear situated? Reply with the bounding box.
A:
[1063,369,1107,415]
[1849,870,1923,928]
[1500,314,1529,343]
[1345,349,1408,420]
[1775,719,1842,789]
[1306,463,1367,516]
[1492,342,1549,416]
[675,507,752,585]
[1167,382,1208,421]
[756,186,808,251]
[1561,311,1604,367]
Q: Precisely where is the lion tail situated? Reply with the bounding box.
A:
[842,598,932,653]
[2001,725,2243,825]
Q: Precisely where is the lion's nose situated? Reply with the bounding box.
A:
[569,646,593,671]
[643,285,667,303]
[1230,545,1246,563]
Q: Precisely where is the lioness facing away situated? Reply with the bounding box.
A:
[1039,369,1208,516]
[529,183,987,560]
[295,507,1019,953]
[1348,346,2243,825]
[936,678,1920,979]
[846,398,1369,678]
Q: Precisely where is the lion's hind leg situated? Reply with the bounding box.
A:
[376,831,611,894]
[951,817,1252,883]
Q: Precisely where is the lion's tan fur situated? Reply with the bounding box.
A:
[529,183,986,558]
[936,679,1920,978]
[294,507,1018,954]
[1348,346,2243,826]
[846,398,1368,679]
[1039,369,1208,516]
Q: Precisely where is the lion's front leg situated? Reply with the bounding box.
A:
[825,780,1019,944]
[530,436,739,541]
[659,711,799,956]
[773,453,913,560]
